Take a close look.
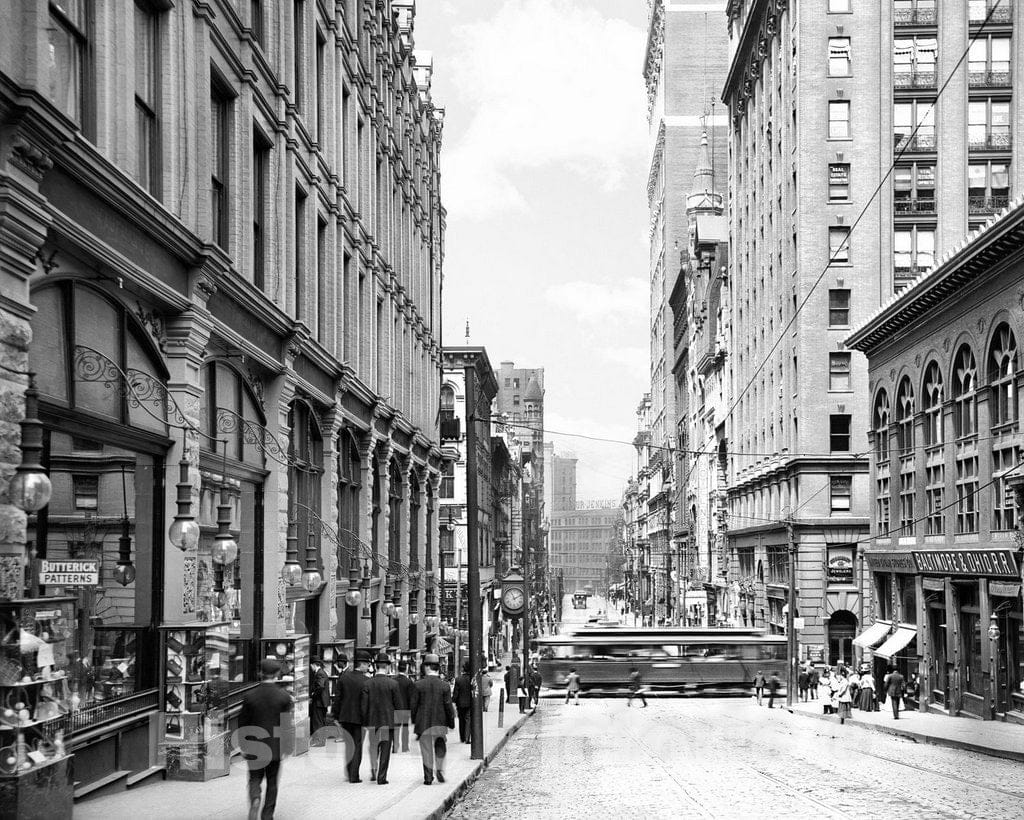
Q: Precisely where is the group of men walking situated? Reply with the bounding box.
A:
[238,650,457,820]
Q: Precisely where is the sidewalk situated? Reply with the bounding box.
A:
[786,697,1024,761]
[75,669,533,820]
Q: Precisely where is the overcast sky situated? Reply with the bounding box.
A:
[416,0,650,503]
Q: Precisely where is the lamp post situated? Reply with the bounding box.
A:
[8,374,53,513]
[988,611,1000,720]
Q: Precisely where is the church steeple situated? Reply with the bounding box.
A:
[686,127,723,217]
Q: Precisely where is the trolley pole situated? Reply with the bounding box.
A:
[786,516,797,707]
[465,364,484,760]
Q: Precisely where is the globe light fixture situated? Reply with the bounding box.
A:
[168,454,200,551]
[345,564,362,607]
[281,519,303,585]
[8,375,52,513]
[301,532,323,592]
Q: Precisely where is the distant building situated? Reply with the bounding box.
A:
[549,508,623,595]
[847,199,1024,720]
[552,453,578,512]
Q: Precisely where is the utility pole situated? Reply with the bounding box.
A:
[454,544,462,675]
[464,363,484,760]
[522,489,531,697]
[786,515,797,707]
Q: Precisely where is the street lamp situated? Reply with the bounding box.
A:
[168,433,200,550]
[8,374,53,513]
[281,519,303,586]
[113,466,136,586]
[211,482,239,566]
[301,531,323,593]
[345,564,363,607]
[989,611,1001,719]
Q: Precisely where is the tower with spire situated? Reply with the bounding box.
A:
[686,125,724,222]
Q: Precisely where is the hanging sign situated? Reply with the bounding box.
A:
[39,560,100,586]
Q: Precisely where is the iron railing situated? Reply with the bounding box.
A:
[894,196,937,214]
[894,70,937,89]
[968,130,1013,150]
[895,131,937,152]
[968,194,1011,214]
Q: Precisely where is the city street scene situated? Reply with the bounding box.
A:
[1,0,1024,818]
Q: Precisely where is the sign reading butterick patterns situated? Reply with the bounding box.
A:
[39,560,100,586]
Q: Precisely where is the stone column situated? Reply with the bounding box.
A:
[264,369,297,638]
[375,438,393,645]
[320,405,346,642]
[357,429,378,648]
[396,456,411,651]
[414,463,428,649]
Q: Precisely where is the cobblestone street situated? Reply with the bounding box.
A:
[447,698,1024,819]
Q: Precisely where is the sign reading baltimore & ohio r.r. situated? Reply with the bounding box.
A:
[912,549,1019,579]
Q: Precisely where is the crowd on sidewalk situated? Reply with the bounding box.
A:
[239,649,508,820]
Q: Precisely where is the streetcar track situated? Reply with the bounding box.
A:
[849,748,1024,800]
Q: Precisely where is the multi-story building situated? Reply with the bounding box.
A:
[848,199,1024,722]
[439,347,498,668]
[549,508,623,595]
[643,0,730,620]
[0,0,443,790]
[721,0,1024,665]
[551,452,578,512]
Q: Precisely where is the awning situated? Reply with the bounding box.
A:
[874,625,917,659]
[853,620,892,649]
[435,637,453,654]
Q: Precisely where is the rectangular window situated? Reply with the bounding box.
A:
[830,476,852,513]
[828,288,851,327]
[970,99,1012,149]
[926,463,944,535]
[894,227,934,287]
[894,100,935,151]
[73,475,99,511]
[876,475,891,534]
[955,454,979,533]
[828,37,851,76]
[894,163,935,213]
[969,161,1011,214]
[894,36,937,88]
[293,0,304,112]
[316,217,327,344]
[210,79,231,249]
[830,414,852,452]
[828,100,851,139]
[828,226,850,263]
[828,0,851,11]
[993,447,1018,530]
[828,163,850,201]
[315,28,326,143]
[898,470,916,536]
[294,188,306,320]
[252,131,270,289]
[48,0,89,126]
[829,352,852,391]
[251,0,263,47]
[134,2,159,195]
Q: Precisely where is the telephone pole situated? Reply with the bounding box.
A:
[786,515,797,707]
[464,363,484,760]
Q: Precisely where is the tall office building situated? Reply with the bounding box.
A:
[549,508,623,595]
[551,453,578,512]
[720,0,1018,664]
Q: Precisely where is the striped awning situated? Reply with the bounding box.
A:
[435,637,452,654]
[853,620,892,649]
[875,626,917,660]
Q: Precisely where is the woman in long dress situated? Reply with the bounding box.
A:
[858,669,875,711]
[836,668,852,724]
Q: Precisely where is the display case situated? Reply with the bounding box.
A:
[158,622,231,781]
[261,635,310,756]
[0,598,76,819]
[316,641,353,700]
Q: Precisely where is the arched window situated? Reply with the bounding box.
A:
[337,430,362,577]
[953,345,978,438]
[896,377,915,454]
[989,323,1017,427]
[440,384,457,440]
[923,361,944,447]
[288,399,323,597]
[874,390,891,462]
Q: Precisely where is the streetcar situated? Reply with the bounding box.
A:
[536,628,787,694]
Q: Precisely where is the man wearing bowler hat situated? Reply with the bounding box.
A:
[331,650,370,782]
[410,653,455,785]
[362,652,401,784]
[237,659,294,820]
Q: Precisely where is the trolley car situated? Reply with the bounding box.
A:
[537,628,787,694]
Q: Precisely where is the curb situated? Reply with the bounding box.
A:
[425,708,536,820]
[787,707,1024,763]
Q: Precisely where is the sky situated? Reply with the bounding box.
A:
[415,0,651,503]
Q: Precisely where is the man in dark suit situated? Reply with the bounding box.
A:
[885,665,906,719]
[393,660,416,754]
[237,659,294,820]
[309,657,331,746]
[362,652,401,785]
[452,660,474,744]
[410,653,455,785]
[331,650,370,782]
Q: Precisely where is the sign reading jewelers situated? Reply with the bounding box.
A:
[912,549,1019,579]
[39,560,100,586]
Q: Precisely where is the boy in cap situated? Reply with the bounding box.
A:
[410,653,455,785]
[237,659,294,820]
[362,652,401,784]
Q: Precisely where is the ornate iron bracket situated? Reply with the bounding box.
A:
[216,407,292,468]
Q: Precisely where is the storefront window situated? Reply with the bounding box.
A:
[337,430,362,577]
[388,459,403,567]
[287,399,324,621]
[28,281,169,718]
[876,572,894,621]
[896,574,917,624]
[958,582,983,696]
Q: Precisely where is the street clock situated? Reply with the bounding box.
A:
[501,569,526,618]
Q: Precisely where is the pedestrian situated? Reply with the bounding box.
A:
[503,664,515,703]
[309,658,331,746]
[828,668,841,715]
[529,664,542,707]
[858,668,875,711]
[767,671,781,708]
[517,676,531,713]
[817,669,832,713]
[753,670,766,706]
[836,668,852,725]
[392,660,415,754]
[410,653,455,786]
[798,667,809,702]
[237,659,294,820]
[884,665,906,720]
[847,668,860,708]
[627,666,648,708]
[330,650,370,783]
[480,671,493,712]
[809,666,819,700]
[362,653,401,785]
[565,668,581,705]
[452,660,474,744]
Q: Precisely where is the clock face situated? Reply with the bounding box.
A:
[502,587,524,611]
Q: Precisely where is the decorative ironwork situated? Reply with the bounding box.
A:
[216,407,292,467]
[73,344,192,430]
